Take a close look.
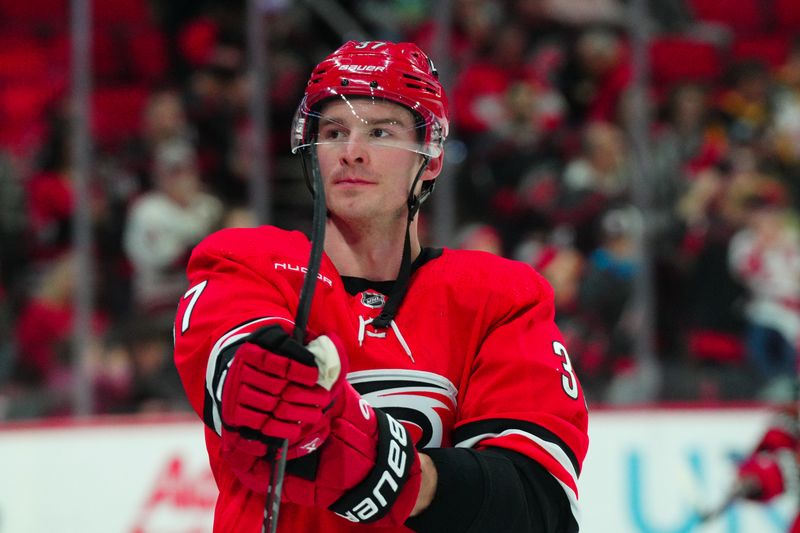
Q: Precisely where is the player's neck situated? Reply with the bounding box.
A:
[324,216,421,280]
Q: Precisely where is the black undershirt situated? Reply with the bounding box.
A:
[406,447,577,533]
[340,247,442,296]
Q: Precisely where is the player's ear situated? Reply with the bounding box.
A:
[421,152,443,182]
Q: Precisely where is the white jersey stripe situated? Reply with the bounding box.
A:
[553,473,581,529]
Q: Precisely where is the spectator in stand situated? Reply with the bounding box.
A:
[408,0,503,72]
[103,317,189,414]
[675,166,729,247]
[453,222,504,255]
[13,253,76,387]
[554,121,629,253]
[10,253,109,414]
[451,22,569,232]
[529,0,624,28]
[562,121,627,197]
[511,0,627,53]
[652,82,726,193]
[124,88,194,191]
[24,109,110,272]
[575,206,641,403]
[184,40,250,203]
[123,139,223,322]
[143,90,193,155]
[772,37,800,171]
[492,73,566,159]
[558,26,631,126]
[728,180,800,399]
[718,60,773,145]
[451,22,535,139]
[671,162,751,395]
[24,110,73,266]
[484,74,563,242]
[220,205,258,230]
[515,233,585,316]
[649,83,730,360]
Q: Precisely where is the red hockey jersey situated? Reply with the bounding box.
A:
[173,225,589,532]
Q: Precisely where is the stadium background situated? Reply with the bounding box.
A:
[0,0,799,531]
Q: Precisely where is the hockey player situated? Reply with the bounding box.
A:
[173,40,589,532]
[733,404,800,531]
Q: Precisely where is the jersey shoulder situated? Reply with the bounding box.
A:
[190,225,310,266]
[433,248,554,302]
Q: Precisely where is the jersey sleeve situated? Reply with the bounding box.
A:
[452,259,589,522]
[172,227,307,435]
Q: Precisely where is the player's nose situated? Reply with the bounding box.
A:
[340,136,369,165]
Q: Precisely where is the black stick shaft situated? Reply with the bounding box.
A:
[293,145,327,342]
[263,144,326,533]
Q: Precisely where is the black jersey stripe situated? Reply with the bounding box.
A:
[351,379,450,395]
[453,418,581,476]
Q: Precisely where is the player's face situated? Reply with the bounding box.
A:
[314,98,434,222]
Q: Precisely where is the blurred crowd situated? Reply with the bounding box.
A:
[0,0,799,419]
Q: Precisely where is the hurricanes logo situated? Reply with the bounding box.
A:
[361,292,386,309]
[348,369,458,448]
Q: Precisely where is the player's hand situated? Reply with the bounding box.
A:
[219,325,340,468]
[281,378,423,526]
[737,451,795,501]
[754,418,799,453]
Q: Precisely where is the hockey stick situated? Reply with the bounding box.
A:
[292,143,327,344]
[674,451,751,525]
[262,144,327,533]
[695,477,757,523]
[263,439,289,532]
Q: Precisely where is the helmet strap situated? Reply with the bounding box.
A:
[294,142,327,341]
[300,149,314,196]
[372,156,430,329]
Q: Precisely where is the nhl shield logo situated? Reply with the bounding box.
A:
[361,291,386,309]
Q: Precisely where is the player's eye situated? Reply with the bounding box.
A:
[320,126,347,141]
[370,128,391,139]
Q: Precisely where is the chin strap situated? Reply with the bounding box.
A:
[372,156,430,330]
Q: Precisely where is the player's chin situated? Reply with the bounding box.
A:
[329,190,406,219]
[327,197,376,221]
[329,186,377,203]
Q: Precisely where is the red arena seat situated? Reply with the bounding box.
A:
[688,0,766,34]
[650,37,723,87]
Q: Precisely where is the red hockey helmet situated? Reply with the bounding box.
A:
[291,40,449,158]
